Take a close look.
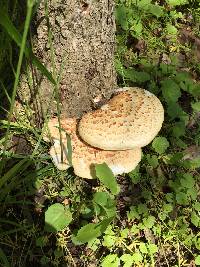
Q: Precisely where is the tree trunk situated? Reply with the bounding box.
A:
[18,0,117,123]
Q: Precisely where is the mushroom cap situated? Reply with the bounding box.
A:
[78,87,164,150]
[47,118,142,179]
[43,117,76,142]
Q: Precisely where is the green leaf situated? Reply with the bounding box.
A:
[102,235,117,248]
[87,238,101,251]
[127,206,140,221]
[194,202,200,212]
[191,211,200,227]
[166,0,188,6]
[120,254,134,267]
[172,122,186,138]
[148,4,163,17]
[94,192,110,207]
[152,137,169,154]
[101,254,120,267]
[143,216,155,228]
[167,102,185,119]
[180,173,195,189]
[93,192,116,217]
[190,84,200,97]
[36,236,48,247]
[146,154,159,168]
[45,203,72,232]
[115,5,129,30]
[161,79,181,104]
[139,243,148,254]
[192,102,200,112]
[166,24,178,35]
[132,252,143,263]
[76,217,113,243]
[137,204,148,215]
[124,68,150,83]
[163,203,173,213]
[187,188,198,201]
[130,21,143,37]
[132,0,151,8]
[195,255,200,265]
[148,244,158,254]
[129,168,141,184]
[176,192,188,205]
[95,163,119,195]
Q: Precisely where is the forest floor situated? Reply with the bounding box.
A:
[0,0,200,267]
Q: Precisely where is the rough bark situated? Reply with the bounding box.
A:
[18,0,117,123]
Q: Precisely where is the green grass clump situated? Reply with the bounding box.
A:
[0,0,200,266]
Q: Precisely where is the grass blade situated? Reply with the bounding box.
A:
[0,8,56,85]
[0,248,10,267]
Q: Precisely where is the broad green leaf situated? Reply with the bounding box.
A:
[76,217,113,243]
[124,68,150,83]
[132,0,151,8]
[115,5,129,30]
[148,4,163,17]
[132,252,143,263]
[101,254,120,267]
[121,228,129,238]
[166,0,188,6]
[166,24,178,35]
[195,255,200,265]
[127,206,140,221]
[45,203,72,232]
[176,192,188,205]
[102,235,117,248]
[94,192,110,207]
[191,211,200,227]
[190,84,200,97]
[129,168,141,184]
[146,154,159,168]
[152,137,169,154]
[161,79,181,103]
[143,216,155,228]
[130,20,143,37]
[120,254,134,267]
[163,203,173,213]
[180,173,195,189]
[187,188,198,201]
[137,204,148,215]
[167,102,185,119]
[192,102,200,112]
[95,163,119,195]
[194,202,200,212]
[139,243,148,254]
[87,238,101,251]
[93,192,116,217]
[148,244,158,254]
[172,122,186,138]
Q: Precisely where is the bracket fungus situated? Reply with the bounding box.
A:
[45,118,142,179]
[78,87,164,150]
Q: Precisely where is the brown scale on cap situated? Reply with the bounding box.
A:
[45,117,142,179]
[78,87,164,150]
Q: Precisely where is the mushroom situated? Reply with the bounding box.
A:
[78,87,164,150]
[46,118,142,179]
